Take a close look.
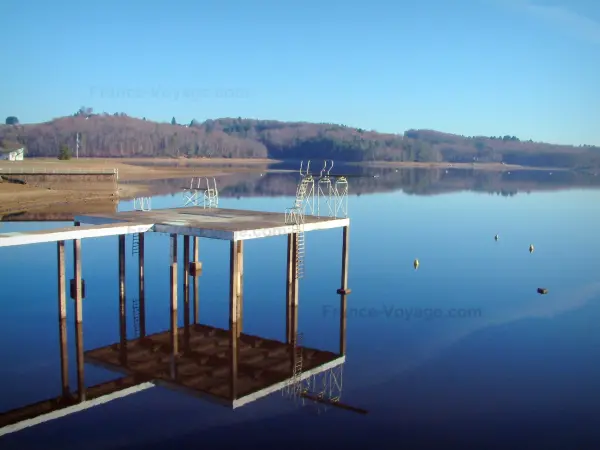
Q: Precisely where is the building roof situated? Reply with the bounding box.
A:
[0,147,24,154]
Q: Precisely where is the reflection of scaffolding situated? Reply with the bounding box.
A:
[300,363,344,415]
[183,177,219,208]
[281,344,351,415]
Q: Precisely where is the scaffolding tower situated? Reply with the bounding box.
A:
[285,162,311,279]
[292,160,349,219]
[183,177,219,208]
[316,160,335,217]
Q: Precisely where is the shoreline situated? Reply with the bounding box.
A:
[0,157,578,217]
[0,158,276,216]
[355,161,568,171]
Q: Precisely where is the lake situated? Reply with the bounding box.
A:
[1,168,600,449]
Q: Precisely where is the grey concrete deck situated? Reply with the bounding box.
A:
[0,207,348,247]
[76,206,349,241]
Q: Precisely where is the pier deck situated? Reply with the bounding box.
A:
[0,222,153,247]
[76,206,348,241]
[0,207,347,247]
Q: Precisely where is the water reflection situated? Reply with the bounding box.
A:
[0,296,356,436]
[123,166,600,200]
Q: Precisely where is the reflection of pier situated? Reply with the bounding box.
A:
[0,205,356,435]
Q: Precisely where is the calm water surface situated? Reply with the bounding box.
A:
[1,176,600,449]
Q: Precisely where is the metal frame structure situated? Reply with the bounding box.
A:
[284,160,350,280]
[183,177,219,208]
[290,160,349,220]
[317,160,335,217]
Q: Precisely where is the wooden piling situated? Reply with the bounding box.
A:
[73,236,84,401]
[236,240,244,337]
[139,233,146,337]
[57,240,69,397]
[183,235,190,325]
[286,233,299,344]
[170,234,178,357]
[193,237,199,324]
[229,240,239,399]
[339,226,349,355]
[183,235,190,348]
[118,235,126,364]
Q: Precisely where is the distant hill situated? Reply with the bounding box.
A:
[1,113,599,170]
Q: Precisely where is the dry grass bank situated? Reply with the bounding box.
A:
[0,157,275,215]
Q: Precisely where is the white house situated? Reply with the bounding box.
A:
[0,147,25,161]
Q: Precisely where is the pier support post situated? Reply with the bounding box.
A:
[183,235,190,324]
[73,235,85,401]
[170,234,178,359]
[139,233,146,337]
[118,235,127,364]
[229,241,239,330]
[286,233,299,344]
[194,237,200,324]
[229,240,240,400]
[336,225,350,295]
[183,235,191,348]
[237,241,244,336]
[57,240,69,397]
[189,236,202,324]
[338,225,349,355]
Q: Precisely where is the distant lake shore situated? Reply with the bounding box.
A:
[0,157,592,217]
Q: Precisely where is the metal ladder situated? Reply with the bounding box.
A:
[295,177,310,208]
[132,297,140,338]
[295,225,305,279]
[293,178,308,279]
[132,233,139,256]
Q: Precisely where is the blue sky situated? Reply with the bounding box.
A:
[1,0,598,145]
